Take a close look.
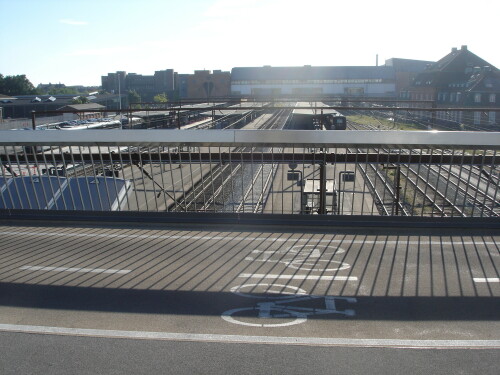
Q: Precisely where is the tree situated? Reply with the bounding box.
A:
[153,93,168,103]
[128,90,141,109]
[46,86,79,95]
[0,74,38,95]
[71,96,89,104]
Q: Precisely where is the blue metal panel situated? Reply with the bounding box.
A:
[0,176,130,211]
[0,176,64,209]
[58,177,129,211]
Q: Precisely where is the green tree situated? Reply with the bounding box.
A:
[0,74,38,95]
[128,90,141,109]
[153,93,168,103]
[71,96,90,104]
[48,87,79,95]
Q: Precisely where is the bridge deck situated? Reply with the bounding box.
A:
[0,220,498,345]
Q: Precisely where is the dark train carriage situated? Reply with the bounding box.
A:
[291,102,346,130]
[324,113,347,130]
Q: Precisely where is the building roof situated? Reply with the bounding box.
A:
[411,46,499,90]
[384,58,434,73]
[231,66,395,81]
[0,95,76,106]
[466,69,500,93]
[427,45,496,73]
[0,94,16,100]
[57,103,105,111]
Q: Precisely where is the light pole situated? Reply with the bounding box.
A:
[117,74,122,129]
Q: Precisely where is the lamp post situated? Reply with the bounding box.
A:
[117,74,122,129]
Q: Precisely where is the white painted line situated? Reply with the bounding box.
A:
[473,277,500,283]
[0,324,498,349]
[0,230,497,246]
[19,265,131,275]
[238,273,358,281]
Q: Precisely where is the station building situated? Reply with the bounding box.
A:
[0,94,124,121]
[384,58,434,99]
[404,46,499,126]
[230,65,397,97]
[0,95,77,119]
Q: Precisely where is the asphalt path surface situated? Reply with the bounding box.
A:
[0,221,498,374]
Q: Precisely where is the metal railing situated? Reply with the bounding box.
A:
[1,130,500,220]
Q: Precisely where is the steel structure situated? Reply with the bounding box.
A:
[1,130,499,223]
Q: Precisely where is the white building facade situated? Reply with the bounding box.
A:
[231,66,396,97]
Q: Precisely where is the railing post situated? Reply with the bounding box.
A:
[319,162,327,214]
[395,165,401,216]
[31,111,36,130]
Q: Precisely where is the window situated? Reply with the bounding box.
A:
[474,111,481,125]
[489,94,496,103]
[474,93,481,103]
[489,111,496,125]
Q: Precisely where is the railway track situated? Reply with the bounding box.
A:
[347,120,500,217]
[169,109,291,213]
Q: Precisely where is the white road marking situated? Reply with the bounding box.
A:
[0,324,498,348]
[230,283,308,299]
[0,230,497,246]
[473,277,500,283]
[238,273,358,281]
[19,265,131,274]
[221,307,307,327]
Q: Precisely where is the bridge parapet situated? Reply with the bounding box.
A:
[1,130,499,224]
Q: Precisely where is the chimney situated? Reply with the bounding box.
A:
[461,45,468,51]
[452,47,457,52]
[376,54,379,66]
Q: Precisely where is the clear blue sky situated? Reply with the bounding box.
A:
[1,0,498,86]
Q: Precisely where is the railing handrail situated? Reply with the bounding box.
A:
[1,130,500,149]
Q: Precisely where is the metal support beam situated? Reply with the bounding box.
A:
[3,152,496,166]
[26,106,498,117]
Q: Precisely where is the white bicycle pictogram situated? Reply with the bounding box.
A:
[222,283,356,327]
[245,244,350,272]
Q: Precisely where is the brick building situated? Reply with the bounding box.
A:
[406,46,499,126]
[101,69,175,102]
[385,58,434,99]
[183,70,231,100]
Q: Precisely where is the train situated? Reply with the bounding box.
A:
[57,118,122,130]
[290,102,346,130]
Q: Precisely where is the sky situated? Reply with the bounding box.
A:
[1,0,498,86]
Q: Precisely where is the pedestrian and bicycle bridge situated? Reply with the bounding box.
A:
[0,124,499,374]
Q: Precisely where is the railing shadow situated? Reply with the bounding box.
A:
[0,222,498,323]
